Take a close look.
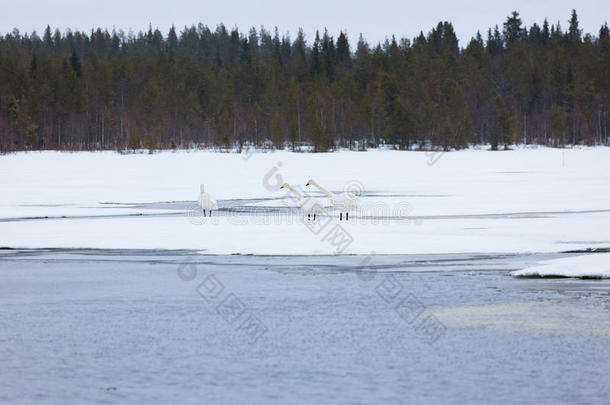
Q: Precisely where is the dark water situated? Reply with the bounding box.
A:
[6,197,610,224]
[0,250,609,404]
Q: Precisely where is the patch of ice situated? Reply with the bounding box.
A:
[511,253,610,279]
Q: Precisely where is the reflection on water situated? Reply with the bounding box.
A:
[435,301,610,337]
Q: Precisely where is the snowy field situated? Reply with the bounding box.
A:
[2,147,610,260]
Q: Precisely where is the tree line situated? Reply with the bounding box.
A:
[0,10,608,152]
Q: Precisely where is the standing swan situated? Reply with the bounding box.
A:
[306,179,360,220]
[198,184,218,217]
[280,183,324,220]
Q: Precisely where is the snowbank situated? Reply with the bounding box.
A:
[511,253,610,279]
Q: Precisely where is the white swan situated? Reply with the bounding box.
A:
[198,184,218,217]
[306,179,360,220]
[280,183,325,220]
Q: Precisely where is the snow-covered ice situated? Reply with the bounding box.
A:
[1,147,609,254]
[511,253,610,279]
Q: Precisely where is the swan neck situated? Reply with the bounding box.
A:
[284,184,303,199]
[310,181,333,197]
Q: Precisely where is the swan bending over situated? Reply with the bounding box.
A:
[198,184,218,217]
[305,179,360,220]
[280,183,325,220]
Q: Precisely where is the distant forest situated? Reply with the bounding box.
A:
[0,10,608,152]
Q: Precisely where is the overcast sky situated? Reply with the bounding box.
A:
[1,0,608,46]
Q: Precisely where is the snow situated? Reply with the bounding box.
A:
[511,253,610,279]
[1,147,610,254]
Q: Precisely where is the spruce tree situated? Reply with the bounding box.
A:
[568,9,581,41]
[70,48,82,78]
[503,11,524,45]
[336,31,350,62]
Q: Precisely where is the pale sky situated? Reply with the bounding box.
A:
[1,0,608,46]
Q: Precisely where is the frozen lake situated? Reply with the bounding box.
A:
[1,149,609,402]
[1,249,609,404]
[2,148,610,255]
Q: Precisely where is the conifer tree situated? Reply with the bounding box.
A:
[568,9,581,41]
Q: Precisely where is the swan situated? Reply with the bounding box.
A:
[280,183,325,220]
[305,179,360,220]
[198,184,218,217]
